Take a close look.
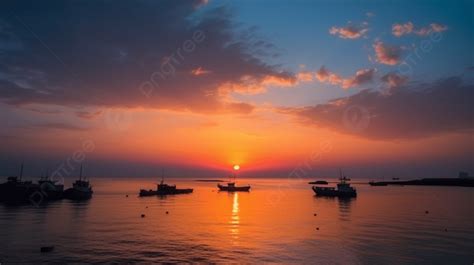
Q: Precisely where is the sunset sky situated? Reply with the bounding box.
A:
[0,0,472,178]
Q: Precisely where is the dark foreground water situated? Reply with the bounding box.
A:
[0,178,473,264]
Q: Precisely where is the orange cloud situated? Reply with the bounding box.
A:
[316,66,374,89]
[373,41,403,65]
[329,23,368,39]
[392,22,414,37]
[316,66,343,85]
[219,73,297,95]
[296,71,314,82]
[341,68,376,89]
[392,22,448,37]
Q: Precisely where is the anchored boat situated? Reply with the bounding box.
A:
[139,170,193,196]
[38,176,64,200]
[312,170,357,198]
[0,164,38,203]
[217,182,251,192]
[64,165,93,200]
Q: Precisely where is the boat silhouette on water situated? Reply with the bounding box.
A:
[139,171,193,196]
[64,165,93,200]
[217,166,251,192]
[0,164,38,203]
[217,182,251,192]
[38,175,64,200]
[312,170,357,198]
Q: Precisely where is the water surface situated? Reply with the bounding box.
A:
[0,178,473,264]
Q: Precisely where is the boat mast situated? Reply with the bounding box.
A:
[19,163,24,181]
[161,168,164,184]
[79,164,83,181]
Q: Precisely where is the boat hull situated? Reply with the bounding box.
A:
[139,189,193,197]
[64,188,92,200]
[312,186,356,198]
[217,184,251,192]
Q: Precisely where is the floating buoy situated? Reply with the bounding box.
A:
[166,211,169,214]
[444,228,448,232]
[126,195,129,197]
[40,246,54,253]
[316,227,320,230]
[314,213,317,216]
[425,210,429,214]
[146,206,148,209]
[141,214,145,218]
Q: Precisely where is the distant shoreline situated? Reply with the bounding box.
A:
[369,178,474,187]
[195,179,225,182]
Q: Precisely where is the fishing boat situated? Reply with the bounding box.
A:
[139,170,193,196]
[38,173,64,200]
[64,165,93,200]
[312,170,357,198]
[0,164,38,203]
[217,165,251,192]
[217,182,251,192]
[369,181,388,186]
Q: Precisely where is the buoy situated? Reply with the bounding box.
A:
[316,227,320,230]
[166,211,169,214]
[146,206,148,209]
[425,210,429,214]
[314,213,317,216]
[444,228,448,232]
[126,195,129,197]
[40,246,54,253]
[141,214,145,218]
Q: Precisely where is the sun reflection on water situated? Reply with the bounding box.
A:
[229,192,240,243]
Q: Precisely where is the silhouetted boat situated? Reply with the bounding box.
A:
[64,165,93,200]
[369,181,388,186]
[139,171,193,196]
[38,175,64,200]
[312,170,357,198]
[308,180,328,185]
[0,164,38,203]
[217,182,251,192]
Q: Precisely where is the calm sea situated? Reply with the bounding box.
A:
[0,178,473,264]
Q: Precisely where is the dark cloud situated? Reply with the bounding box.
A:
[76,110,102,119]
[381,72,408,88]
[25,122,88,131]
[281,76,473,139]
[0,0,293,113]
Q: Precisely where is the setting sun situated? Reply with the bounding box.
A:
[233,165,240,171]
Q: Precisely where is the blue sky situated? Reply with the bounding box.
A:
[204,0,473,106]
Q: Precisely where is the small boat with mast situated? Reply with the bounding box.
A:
[0,163,37,203]
[312,169,357,198]
[217,165,251,192]
[64,165,93,200]
[139,169,193,196]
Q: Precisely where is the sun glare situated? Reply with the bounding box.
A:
[233,165,240,171]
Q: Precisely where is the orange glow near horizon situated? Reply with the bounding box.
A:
[7,107,473,175]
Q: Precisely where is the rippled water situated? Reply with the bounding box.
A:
[0,178,473,264]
